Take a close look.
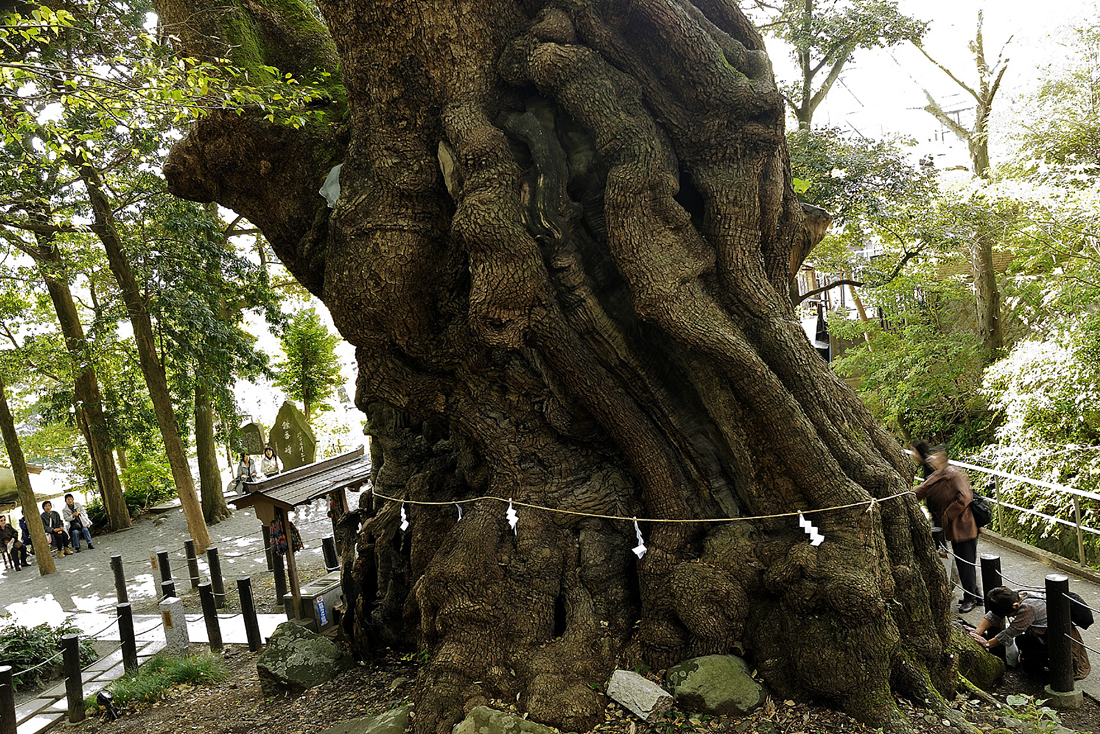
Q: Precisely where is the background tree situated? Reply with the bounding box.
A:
[272,306,341,424]
[152,2,965,733]
[915,11,1010,363]
[747,0,926,128]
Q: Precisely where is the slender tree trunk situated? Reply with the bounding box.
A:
[70,156,211,551]
[0,375,57,575]
[195,381,232,523]
[971,233,1002,363]
[33,237,130,530]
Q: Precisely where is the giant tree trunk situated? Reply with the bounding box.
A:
[70,156,212,552]
[195,381,232,523]
[0,375,58,575]
[33,236,131,531]
[155,1,957,732]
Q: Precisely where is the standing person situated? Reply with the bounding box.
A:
[233,452,257,494]
[912,443,982,613]
[0,516,21,571]
[62,493,94,551]
[18,516,32,564]
[260,446,281,477]
[41,500,72,557]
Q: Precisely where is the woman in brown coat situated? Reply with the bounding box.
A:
[913,443,981,613]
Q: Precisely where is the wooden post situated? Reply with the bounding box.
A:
[207,546,226,609]
[272,551,288,605]
[156,550,171,586]
[994,475,1003,533]
[62,634,85,723]
[979,554,1001,601]
[261,523,273,571]
[237,577,262,652]
[1046,574,1074,695]
[161,579,176,599]
[322,536,339,572]
[117,603,138,672]
[0,665,15,734]
[1073,496,1086,565]
[111,554,128,604]
[184,539,201,590]
[198,583,223,652]
[278,508,303,619]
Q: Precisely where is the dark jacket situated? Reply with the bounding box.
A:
[914,466,978,542]
[0,523,16,545]
[41,510,63,531]
[19,517,30,544]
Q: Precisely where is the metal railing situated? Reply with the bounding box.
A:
[950,459,1100,565]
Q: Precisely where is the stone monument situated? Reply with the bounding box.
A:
[159,597,190,655]
[238,422,265,456]
[268,401,316,471]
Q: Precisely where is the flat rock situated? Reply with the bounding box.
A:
[257,620,353,696]
[665,655,766,716]
[320,704,412,734]
[606,669,674,721]
[451,706,556,734]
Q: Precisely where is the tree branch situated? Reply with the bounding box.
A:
[913,44,980,103]
[797,278,863,304]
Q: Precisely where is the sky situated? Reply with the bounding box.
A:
[763,0,1098,170]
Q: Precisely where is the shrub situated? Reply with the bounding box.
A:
[85,652,230,712]
[0,620,96,689]
[119,457,178,513]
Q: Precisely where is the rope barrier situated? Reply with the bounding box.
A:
[1065,592,1100,617]
[1064,633,1100,658]
[13,650,64,677]
[369,489,915,524]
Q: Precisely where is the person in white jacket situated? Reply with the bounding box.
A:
[259,446,281,477]
[62,494,94,551]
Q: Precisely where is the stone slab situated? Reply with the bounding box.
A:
[16,712,63,734]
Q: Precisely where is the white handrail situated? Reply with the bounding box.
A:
[949,459,1100,503]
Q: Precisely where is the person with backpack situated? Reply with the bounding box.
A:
[912,442,982,613]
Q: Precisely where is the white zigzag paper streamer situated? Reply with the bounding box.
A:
[798,512,824,546]
[506,499,518,535]
[455,503,463,521]
[400,502,409,532]
[632,518,647,559]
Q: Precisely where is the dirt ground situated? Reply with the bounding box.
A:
[54,645,1100,734]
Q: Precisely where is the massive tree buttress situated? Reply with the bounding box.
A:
[152,0,958,731]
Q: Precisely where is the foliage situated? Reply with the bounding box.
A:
[746,0,926,126]
[85,652,230,712]
[0,619,95,689]
[788,127,938,227]
[272,306,343,422]
[829,268,990,449]
[1001,695,1063,734]
[1006,15,1100,179]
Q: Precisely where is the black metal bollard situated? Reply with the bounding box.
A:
[272,551,288,605]
[156,550,171,586]
[237,577,262,652]
[198,583,223,652]
[322,536,339,572]
[161,579,177,599]
[206,547,226,609]
[261,524,274,571]
[111,554,128,604]
[1046,574,1075,694]
[980,554,1002,601]
[117,603,138,672]
[185,539,201,591]
[0,665,15,734]
[62,634,85,723]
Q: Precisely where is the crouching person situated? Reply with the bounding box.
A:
[972,586,1089,680]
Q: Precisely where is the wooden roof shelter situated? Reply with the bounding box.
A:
[230,445,371,617]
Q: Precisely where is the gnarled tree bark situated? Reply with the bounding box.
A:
[155,1,958,732]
